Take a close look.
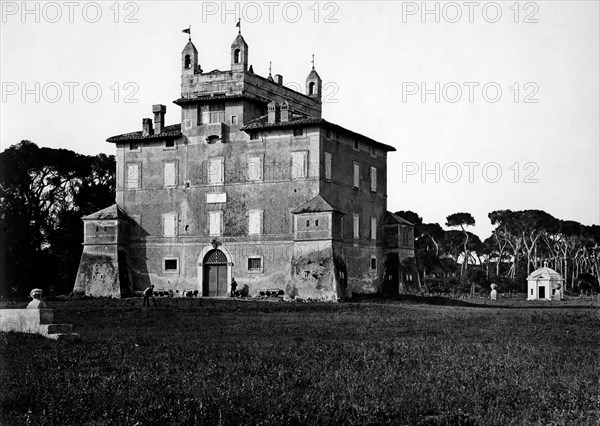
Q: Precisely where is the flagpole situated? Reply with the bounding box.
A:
[188,25,191,41]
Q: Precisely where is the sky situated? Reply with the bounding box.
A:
[1,1,599,239]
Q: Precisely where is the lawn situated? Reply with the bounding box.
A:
[1,296,599,425]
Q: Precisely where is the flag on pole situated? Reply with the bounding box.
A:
[182,28,190,34]
[236,19,241,34]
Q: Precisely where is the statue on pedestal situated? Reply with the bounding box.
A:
[27,288,46,309]
[490,283,498,301]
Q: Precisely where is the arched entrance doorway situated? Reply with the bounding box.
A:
[202,249,228,297]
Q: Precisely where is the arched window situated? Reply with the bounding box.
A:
[308,82,315,95]
[184,55,191,69]
[234,49,241,64]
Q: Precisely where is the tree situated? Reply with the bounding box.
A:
[445,212,475,275]
[0,141,115,296]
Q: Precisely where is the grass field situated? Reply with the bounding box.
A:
[1,296,599,425]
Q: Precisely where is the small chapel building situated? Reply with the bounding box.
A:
[527,264,564,301]
[72,29,415,300]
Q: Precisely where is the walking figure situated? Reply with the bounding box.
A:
[231,278,238,297]
[143,285,156,307]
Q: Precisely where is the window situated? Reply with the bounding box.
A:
[291,151,308,179]
[248,210,263,235]
[165,139,175,148]
[209,211,222,236]
[164,162,177,187]
[370,145,376,158]
[293,127,303,137]
[325,129,331,139]
[164,258,178,272]
[248,257,262,271]
[371,217,377,240]
[306,220,310,227]
[162,213,177,237]
[208,158,224,184]
[184,55,191,69]
[315,220,319,227]
[354,139,359,151]
[324,152,332,180]
[250,131,259,140]
[126,163,140,189]
[308,82,315,95]
[353,162,360,189]
[247,156,263,181]
[200,103,225,124]
[353,214,359,239]
[370,256,377,272]
[370,167,377,193]
[234,49,241,64]
[231,115,238,125]
[129,142,139,150]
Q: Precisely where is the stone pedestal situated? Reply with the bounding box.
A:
[490,289,497,300]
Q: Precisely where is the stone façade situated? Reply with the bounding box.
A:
[73,30,415,300]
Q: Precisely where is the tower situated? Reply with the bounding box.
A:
[306,56,322,99]
[231,33,248,72]
[182,40,198,76]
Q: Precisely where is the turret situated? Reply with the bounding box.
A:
[306,61,322,99]
[231,33,248,72]
[182,41,198,76]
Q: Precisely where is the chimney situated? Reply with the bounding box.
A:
[280,101,290,122]
[274,74,283,85]
[152,104,166,134]
[267,101,280,124]
[142,118,154,136]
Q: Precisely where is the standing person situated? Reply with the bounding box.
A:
[143,285,156,307]
[230,278,238,298]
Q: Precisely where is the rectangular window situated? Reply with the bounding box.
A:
[164,258,178,272]
[247,156,263,181]
[248,257,262,271]
[370,145,376,158]
[208,103,225,123]
[250,131,259,140]
[165,139,175,148]
[291,151,308,179]
[231,115,238,125]
[370,167,377,193]
[248,210,263,235]
[208,158,224,184]
[371,217,377,240]
[164,162,177,187]
[353,214,359,240]
[325,129,331,139]
[162,213,177,237]
[293,127,303,136]
[324,152,332,180]
[370,256,377,271]
[354,139,359,151]
[126,163,140,189]
[353,162,360,189]
[129,142,139,150]
[209,211,222,236]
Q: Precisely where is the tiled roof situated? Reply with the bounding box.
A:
[291,195,342,214]
[382,211,414,227]
[527,266,563,281]
[106,124,181,143]
[173,93,269,106]
[241,116,396,152]
[82,204,130,220]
